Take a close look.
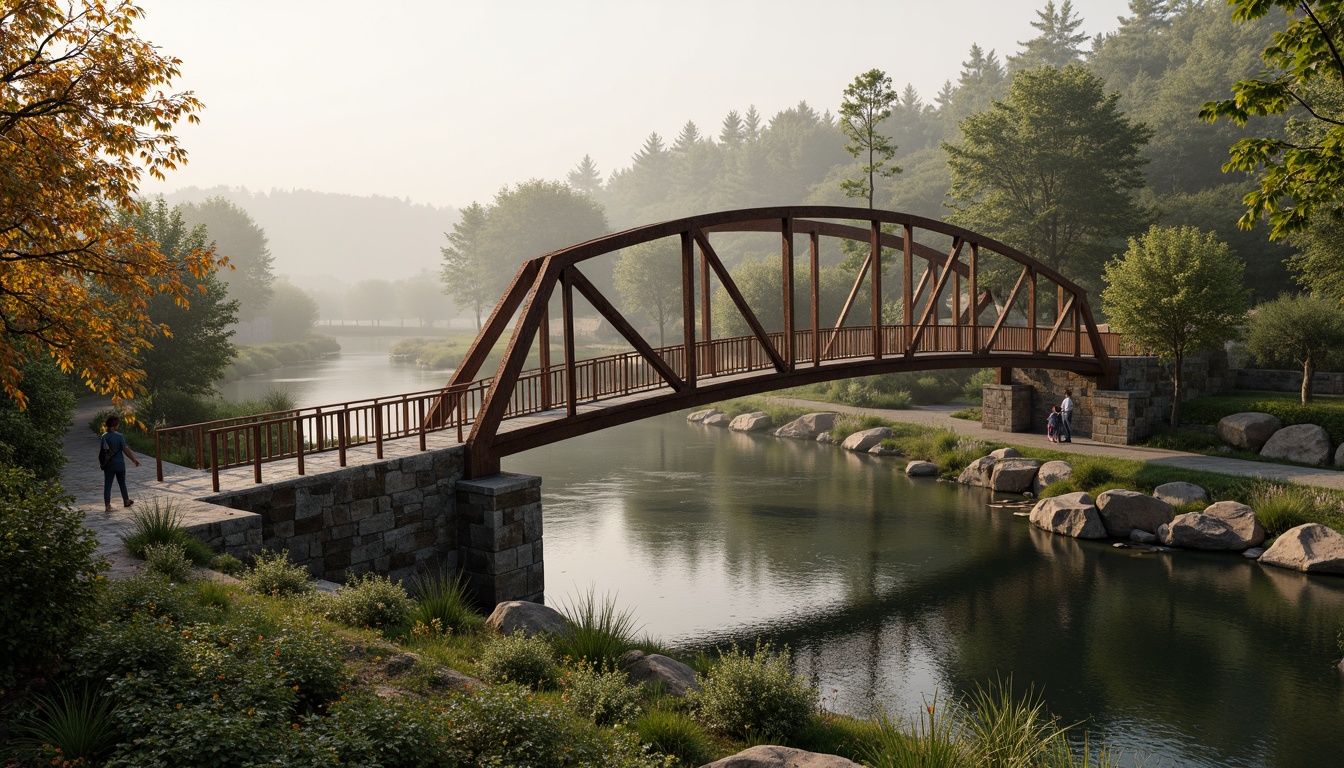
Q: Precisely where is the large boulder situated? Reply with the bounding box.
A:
[1260,423,1332,465]
[989,447,1021,459]
[1158,501,1266,551]
[1152,481,1206,508]
[622,649,700,696]
[700,745,863,768]
[1095,489,1174,537]
[1215,412,1282,452]
[957,456,997,488]
[702,413,731,427]
[905,460,940,477]
[729,412,773,432]
[1334,443,1344,467]
[991,458,1042,493]
[774,412,838,440]
[1029,492,1106,539]
[1032,460,1073,495]
[1259,523,1344,574]
[687,409,722,423]
[841,427,891,452]
[485,601,569,638]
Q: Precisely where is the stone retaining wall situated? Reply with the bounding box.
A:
[1234,368,1344,395]
[201,447,543,606]
[983,384,1034,432]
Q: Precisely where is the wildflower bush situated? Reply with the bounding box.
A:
[561,659,643,726]
[324,572,414,632]
[143,540,194,581]
[0,463,105,686]
[242,548,315,596]
[689,641,817,739]
[476,631,560,690]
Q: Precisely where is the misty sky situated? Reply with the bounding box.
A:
[137,0,1135,210]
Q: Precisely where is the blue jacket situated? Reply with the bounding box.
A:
[102,431,128,472]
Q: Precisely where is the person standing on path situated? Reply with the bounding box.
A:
[101,415,139,512]
[1060,389,1075,443]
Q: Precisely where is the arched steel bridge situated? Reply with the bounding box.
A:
[156,207,1122,488]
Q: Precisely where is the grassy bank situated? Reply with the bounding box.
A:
[712,398,1344,535]
[221,335,341,382]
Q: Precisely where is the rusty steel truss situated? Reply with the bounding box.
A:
[432,207,1119,478]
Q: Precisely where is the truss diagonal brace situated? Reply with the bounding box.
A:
[566,267,686,392]
[693,229,788,373]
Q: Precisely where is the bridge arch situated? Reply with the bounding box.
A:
[435,206,1119,478]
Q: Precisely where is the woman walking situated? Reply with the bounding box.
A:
[100,415,140,512]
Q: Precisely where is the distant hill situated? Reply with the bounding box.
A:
[160,186,459,286]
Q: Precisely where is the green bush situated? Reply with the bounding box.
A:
[1183,391,1344,444]
[689,641,817,740]
[68,613,187,683]
[209,552,246,576]
[143,541,194,582]
[635,706,715,767]
[1247,482,1318,536]
[0,358,77,480]
[95,572,204,624]
[555,588,641,668]
[242,549,315,597]
[561,659,643,726]
[409,569,483,634]
[476,631,560,690]
[325,572,414,632]
[0,464,105,686]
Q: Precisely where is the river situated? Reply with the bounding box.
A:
[224,338,1344,768]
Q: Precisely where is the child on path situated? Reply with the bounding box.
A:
[100,415,140,512]
[1047,406,1063,443]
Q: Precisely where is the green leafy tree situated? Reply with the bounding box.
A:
[1288,210,1344,301]
[265,281,320,342]
[479,178,609,277]
[0,358,75,480]
[839,69,901,208]
[348,279,397,326]
[613,240,683,346]
[178,196,275,321]
[1199,0,1344,239]
[128,199,239,397]
[1245,293,1344,403]
[1009,0,1089,70]
[944,65,1152,284]
[395,269,450,327]
[1102,226,1249,426]
[441,202,493,331]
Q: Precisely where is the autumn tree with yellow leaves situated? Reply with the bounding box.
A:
[0,1,217,407]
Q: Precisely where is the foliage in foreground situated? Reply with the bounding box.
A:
[555,588,642,668]
[0,463,104,687]
[324,572,415,632]
[689,641,818,740]
[241,548,315,597]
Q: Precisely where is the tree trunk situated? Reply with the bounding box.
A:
[1303,358,1316,404]
[1170,352,1183,428]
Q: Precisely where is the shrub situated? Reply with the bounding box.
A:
[636,706,714,767]
[561,659,643,726]
[194,579,235,611]
[476,631,560,690]
[0,464,105,686]
[325,572,414,632]
[6,684,120,765]
[210,552,246,576]
[689,641,817,740]
[68,613,187,683]
[555,588,641,667]
[96,572,203,624]
[410,569,483,634]
[242,549,314,597]
[143,541,194,581]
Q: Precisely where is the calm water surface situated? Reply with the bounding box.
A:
[234,344,1344,768]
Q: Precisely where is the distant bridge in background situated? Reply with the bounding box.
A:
[157,206,1126,487]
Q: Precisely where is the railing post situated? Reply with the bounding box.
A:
[155,428,164,482]
[419,397,428,451]
[316,407,325,451]
[252,425,263,485]
[811,230,821,367]
[375,407,384,459]
[208,430,220,492]
[296,417,305,476]
[195,426,204,470]
[338,411,348,467]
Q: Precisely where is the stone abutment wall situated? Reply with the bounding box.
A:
[204,447,542,606]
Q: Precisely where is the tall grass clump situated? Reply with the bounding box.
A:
[862,691,964,768]
[961,678,1071,767]
[554,588,642,668]
[241,549,314,597]
[409,569,483,635]
[1246,481,1317,536]
[635,707,715,767]
[120,499,216,565]
[688,641,817,740]
[7,684,120,765]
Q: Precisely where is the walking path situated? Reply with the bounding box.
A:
[768,397,1344,491]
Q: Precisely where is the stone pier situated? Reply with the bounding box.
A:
[456,473,545,606]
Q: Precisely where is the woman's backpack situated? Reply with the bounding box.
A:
[98,435,112,469]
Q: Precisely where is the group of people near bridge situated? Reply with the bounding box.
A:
[1046,389,1075,444]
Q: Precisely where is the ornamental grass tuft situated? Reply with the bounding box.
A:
[554,587,642,668]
